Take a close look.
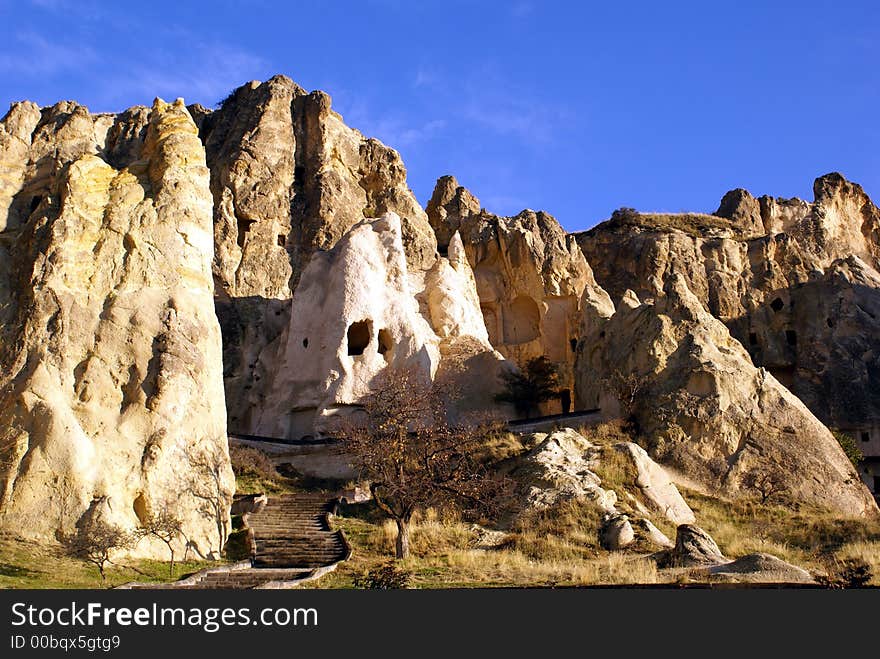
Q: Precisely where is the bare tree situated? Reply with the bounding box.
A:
[341,367,510,559]
[605,370,649,418]
[741,467,788,504]
[58,517,137,585]
[138,507,184,576]
[179,442,234,554]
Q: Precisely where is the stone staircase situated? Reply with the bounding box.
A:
[121,492,349,589]
[249,493,349,569]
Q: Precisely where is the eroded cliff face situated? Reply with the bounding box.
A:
[575,173,880,432]
[427,175,612,413]
[575,275,876,517]
[253,213,509,438]
[195,76,439,433]
[0,98,234,558]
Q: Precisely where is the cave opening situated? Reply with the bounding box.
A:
[377,328,393,359]
[569,338,578,352]
[748,332,758,346]
[770,297,784,312]
[277,234,287,247]
[236,216,256,249]
[785,329,797,346]
[302,338,309,349]
[347,320,372,356]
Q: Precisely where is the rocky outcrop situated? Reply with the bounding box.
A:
[0,98,234,558]
[575,173,880,432]
[576,274,877,516]
[428,176,612,413]
[506,427,693,536]
[253,212,508,439]
[655,525,726,568]
[197,76,438,434]
[614,442,695,525]
[656,525,814,583]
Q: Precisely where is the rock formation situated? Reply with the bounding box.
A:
[575,173,880,438]
[252,212,509,438]
[0,98,234,558]
[196,76,438,434]
[655,525,814,583]
[427,176,612,413]
[506,427,694,543]
[576,274,876,516]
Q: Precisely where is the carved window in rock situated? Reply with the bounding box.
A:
[377,328,393,360]
[862,431,870,443]
[236,215,256,249]
[347,320,372,356]
[503,295,541,345]
[277,234,287,248]
[770,297,785,312]
[785,329,797,346]
[481,304,500,346]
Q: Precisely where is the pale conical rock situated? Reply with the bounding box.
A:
[252,212,508,438]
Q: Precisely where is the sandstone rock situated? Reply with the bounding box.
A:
[599,513,635,550]
[198,76,439,434]
[428,176,612,413]
[705,552,815,584]
[0,98,234,559]
[252,212,508,439]
[614,442,695,525]
[576,273,877,516]
[631,518,673,549]
[507,428,618,512]
[576,172,880,434]
[656,524,727,568]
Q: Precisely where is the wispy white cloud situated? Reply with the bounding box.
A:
[0,31,97,75]
[108,43,268,107]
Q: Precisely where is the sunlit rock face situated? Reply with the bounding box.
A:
[253,212,510,439]
[575,173,880,435]
[427,175,613,413]
[0,98,233,558]
[575,274,877,517]
[197,75,439,434]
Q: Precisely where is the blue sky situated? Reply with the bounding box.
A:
[1,0,877,231]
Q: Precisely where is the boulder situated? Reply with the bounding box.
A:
[705,553,815,584]
[507,428,617,512]
[631,518,673,549]
[599,513,635,550]
[614,442,695,525]
[656,525,727,568]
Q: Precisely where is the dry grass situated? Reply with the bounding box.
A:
[473,431,533,465]
[683,488,880,584]
[308,502,674,588]
[604,208,736,238]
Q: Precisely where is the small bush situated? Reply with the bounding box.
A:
[832,430,863,468]
[816,558,873,588]
[229,445,277,479]
[353,562,412,589]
